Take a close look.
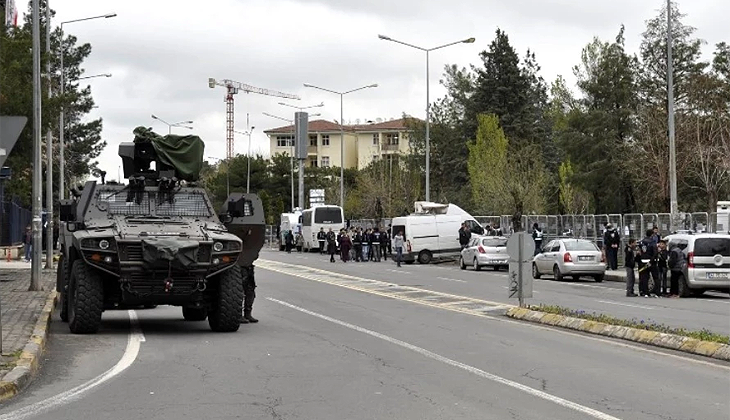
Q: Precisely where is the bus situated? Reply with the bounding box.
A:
[301,205,345,252]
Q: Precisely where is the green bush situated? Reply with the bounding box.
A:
[529,304,730,345]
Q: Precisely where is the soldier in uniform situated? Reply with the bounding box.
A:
[241,266,258,323]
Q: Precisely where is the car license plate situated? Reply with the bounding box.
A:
[706,272,730,279]
[579,256,593,261]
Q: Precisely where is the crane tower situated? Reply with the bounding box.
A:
[209,78,300,159]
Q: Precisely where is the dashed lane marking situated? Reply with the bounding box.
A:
[259,259,730,370]
[269,298,622,420]
[257,259,511,316]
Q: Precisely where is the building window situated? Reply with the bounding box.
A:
[321,156,330,167]
[372,133,379,145]
[309,156,318,167]
[309,134,317,146]
[322,135,330,146]
[385,133,399,145]
[276,135,293,147]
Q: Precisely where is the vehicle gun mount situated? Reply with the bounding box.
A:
[119,126,205,187]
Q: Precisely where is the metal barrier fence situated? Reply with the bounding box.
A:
[0,199,32,247]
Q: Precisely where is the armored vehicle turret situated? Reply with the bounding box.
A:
[56,127,264,333]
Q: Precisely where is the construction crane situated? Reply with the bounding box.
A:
[208,78,300,159]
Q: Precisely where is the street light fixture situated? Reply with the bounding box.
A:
[378,34,474,202]
[303,83,378,208]
[151,114,194,134]
[233,126,255,194]
[77,73,112,81]
[262,112,321,211]
[58,12,117,200]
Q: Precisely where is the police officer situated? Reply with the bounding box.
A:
[532,223,543,256]
[241,266,258,323]
[317,228,326,254]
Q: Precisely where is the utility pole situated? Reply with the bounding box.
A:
[30,0,43,290]
[45,1,54,270]
[667,0,678,224]
[295,112,308,210]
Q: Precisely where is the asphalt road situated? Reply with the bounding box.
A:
[0,249,728,420]
[263,249,730,336]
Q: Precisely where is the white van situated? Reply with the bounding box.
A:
[390,202,484,264]
[278,210,302,251]
[717,201,730,234]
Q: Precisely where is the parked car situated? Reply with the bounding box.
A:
[460,236,509,271]
[532,239,606,282]
[664,233,730,297]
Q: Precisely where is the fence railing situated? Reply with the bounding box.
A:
[0,200,32,247]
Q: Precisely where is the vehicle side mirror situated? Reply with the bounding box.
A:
[220,214,233,224]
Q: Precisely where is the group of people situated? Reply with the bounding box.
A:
[282,230,304,253]
[317,226,407,267]
[624,227,684,298]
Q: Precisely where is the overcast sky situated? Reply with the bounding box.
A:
[47,0,727,182]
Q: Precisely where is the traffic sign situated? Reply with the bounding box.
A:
[507,232,535,305]
[0,116,28,168]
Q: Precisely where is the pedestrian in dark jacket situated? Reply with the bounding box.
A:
[340,233,352,262]
[285,230,294,253]
[353,229,363,262]
[326,229,337,263]
[657,240,669,295]
[603,223,621,270]
[380,229,389,261]
[459,223,471,250]
[639,230,658,297]
[624,238,637,297]
[667,243,685,297]
[317,228,326,254]
[371,228,382,262]
[23,225,33,262]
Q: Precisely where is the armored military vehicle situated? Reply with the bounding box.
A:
[57,127,264,334]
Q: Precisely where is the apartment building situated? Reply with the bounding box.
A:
[265,118,412,170]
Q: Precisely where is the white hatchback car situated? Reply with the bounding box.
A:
[664,233,730,297]
[460,236,509,271]
[532,238,606,282]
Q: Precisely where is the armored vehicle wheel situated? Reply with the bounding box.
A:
[208,265,244,332]
[57,255,69,322]
[183,307,208,321]
[68,260,104,334]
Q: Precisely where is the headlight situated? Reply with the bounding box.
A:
[99,239,110,250]
[213,242,224,252]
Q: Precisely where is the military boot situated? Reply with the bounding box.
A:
[240,313,250,324]
[243,310,258,323]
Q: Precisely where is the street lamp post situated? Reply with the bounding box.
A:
[78,73,112,81]
[303,84,377,208]
[262,112,321,211]
[378,34,474,202]
[151,114,194,135]
[59,13,117,201]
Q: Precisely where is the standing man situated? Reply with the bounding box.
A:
[531,223,543,256]
[657,240,669,296]
[326,228,337,263]
[379,227,389,261]
[624,238,637,297]
[24,225,33,262]
[393,230,405,267]
[317,228,326,254]
[458,223,471,250]
[603,223,621,270]
[371,228,382,262]
[240,266,258,324]
[640,229,659,297]
[667,242,685,298]
[352,228,363,262]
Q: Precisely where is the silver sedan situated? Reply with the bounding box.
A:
[532,239,606,282]
[460,236,509,271]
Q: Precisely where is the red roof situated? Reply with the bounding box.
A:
[264,117,417,135]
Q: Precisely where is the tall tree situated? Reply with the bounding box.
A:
[560,26,639,213]
[0,1,104,206]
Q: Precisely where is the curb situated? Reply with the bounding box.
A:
[0,290,58,403]
[604,272,626,283]
[505,307,730,362]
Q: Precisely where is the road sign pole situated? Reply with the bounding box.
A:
[518,233,524,307]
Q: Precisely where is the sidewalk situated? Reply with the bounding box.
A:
[0,260,57,402]
[605,268,629,283]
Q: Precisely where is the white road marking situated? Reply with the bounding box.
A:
[696,298,730,304]
[260,259,730,370]
[437,277,467,283]
[0,310,145,420]
[269,298,622,420]
[596,300,655,310]
[386,269,411,275]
